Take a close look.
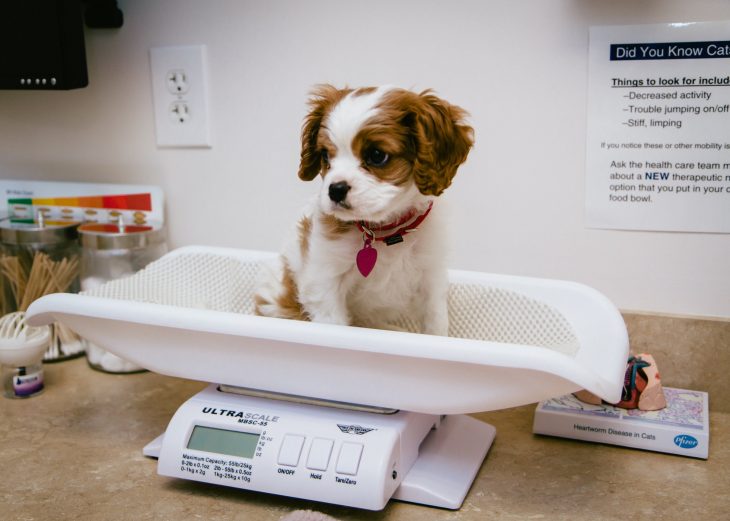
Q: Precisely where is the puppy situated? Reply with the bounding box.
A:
[255,85,473,335]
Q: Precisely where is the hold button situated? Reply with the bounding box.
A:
[306,438,334,471]
[335,442,363,476]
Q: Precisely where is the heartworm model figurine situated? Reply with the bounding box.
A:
[575,353,667,411]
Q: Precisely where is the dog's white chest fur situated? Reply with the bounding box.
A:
[305,203,447,332]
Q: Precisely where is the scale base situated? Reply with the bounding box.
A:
[144,414,495,510]
[393,414,495,509]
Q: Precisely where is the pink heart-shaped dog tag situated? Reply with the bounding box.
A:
[356,243,378,277]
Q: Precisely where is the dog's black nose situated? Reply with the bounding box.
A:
[328,181,351,203]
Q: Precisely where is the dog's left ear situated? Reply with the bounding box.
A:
[410,91,474,196]
[298,84,351,181]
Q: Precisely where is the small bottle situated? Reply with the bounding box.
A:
[2,362,44,398]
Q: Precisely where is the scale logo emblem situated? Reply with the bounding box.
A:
[337,424,376,435]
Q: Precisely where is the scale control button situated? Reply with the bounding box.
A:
[335,442,363,476]
[306,438,334,471]
[278,434,305,467]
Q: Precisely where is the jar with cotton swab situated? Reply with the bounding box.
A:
[0,212,83,361]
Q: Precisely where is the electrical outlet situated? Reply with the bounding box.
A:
[150,45,212,148]
[166,69,189,95]
[169,101,191,124]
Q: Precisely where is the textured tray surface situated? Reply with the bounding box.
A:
[83,250,580,356]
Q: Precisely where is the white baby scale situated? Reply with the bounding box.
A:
[26,246,629,511]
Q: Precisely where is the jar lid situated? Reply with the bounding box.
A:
[78,222,166,250]
[0,219,79,245]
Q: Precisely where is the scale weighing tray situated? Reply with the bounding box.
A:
[26,246,629,510]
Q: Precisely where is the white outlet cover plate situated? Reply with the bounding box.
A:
[150,45,212,148]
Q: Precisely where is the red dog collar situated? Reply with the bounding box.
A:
[355,201,434,277]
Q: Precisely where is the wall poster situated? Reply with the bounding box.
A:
[586,21,730,233]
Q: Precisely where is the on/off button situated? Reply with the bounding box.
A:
[277,434,305,467]
[335,442,363,476]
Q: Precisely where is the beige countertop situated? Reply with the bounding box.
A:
[1,357,727,520]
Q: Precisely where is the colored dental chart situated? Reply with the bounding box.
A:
[586,21,730,233]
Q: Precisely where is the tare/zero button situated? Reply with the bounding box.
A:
[335,442,363,476]
[277,434,305,467]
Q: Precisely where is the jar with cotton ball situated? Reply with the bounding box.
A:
[79,218,167,373]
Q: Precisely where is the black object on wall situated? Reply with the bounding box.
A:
[0,0,123,91]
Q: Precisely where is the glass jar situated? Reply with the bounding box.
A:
[79,221,167,373]
[0,217,13,317]
[0,217,83,362]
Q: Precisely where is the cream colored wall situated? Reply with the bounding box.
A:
[1,0,728,318]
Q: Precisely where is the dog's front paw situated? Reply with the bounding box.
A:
[421,309,449,337]
[423,320,449,337]
[307,308,351,327]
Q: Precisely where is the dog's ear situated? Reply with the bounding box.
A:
[298,84,350,181]
[409,91,474,196]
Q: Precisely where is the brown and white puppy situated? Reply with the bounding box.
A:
[255,85,473,335]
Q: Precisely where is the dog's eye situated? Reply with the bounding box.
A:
[321,149,330,166]
[364,148,389,167]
